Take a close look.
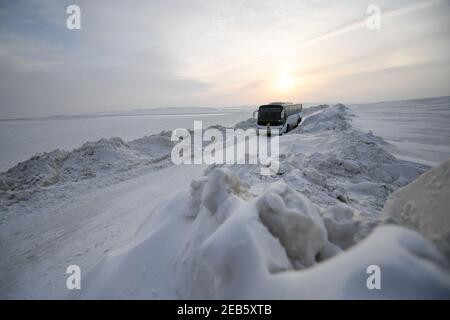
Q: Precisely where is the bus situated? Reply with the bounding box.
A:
[253,102,302,135]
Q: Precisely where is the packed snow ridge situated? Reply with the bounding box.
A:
[217,103,427,216]
[0,133,173,211]
[0,116,266,220]
[72,104,450,299]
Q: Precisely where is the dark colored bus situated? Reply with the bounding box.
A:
[254,102,302,135]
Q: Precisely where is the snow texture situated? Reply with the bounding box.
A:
[71,104,450,299]
[383,158,450,259]
[76,167,450,299]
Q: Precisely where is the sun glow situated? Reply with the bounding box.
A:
[275,73,296,92]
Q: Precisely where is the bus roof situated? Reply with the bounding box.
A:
[260,102,302,109]
[268,102,293,106]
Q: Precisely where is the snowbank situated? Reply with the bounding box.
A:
[0,132,175,217]
[382,158,450,259]
[295,103,351,133]
[0,115,268,213]
[0,121,241,218]
[233,117,256,130]
[223,104,427,217]
[75,168,450,299]
[0,133,173,193]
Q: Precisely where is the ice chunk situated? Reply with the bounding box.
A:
[202,168,252,215]
[256,182,328,268]
[323,204,359,249]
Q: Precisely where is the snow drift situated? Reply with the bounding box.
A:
[383,158,450,259]
[219,104,427,216]
[75,167,450,299]
[0,133,174,210]
[73,104,450,299]
[0,115,272,214]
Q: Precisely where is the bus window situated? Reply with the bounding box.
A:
[257,105,283,126]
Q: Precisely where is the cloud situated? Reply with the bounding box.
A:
[0,0,448,117]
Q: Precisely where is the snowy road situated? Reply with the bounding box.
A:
[0,163,207,298]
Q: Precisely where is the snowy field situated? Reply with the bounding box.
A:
[349,96,450,167]
[0,97,449,299]
[0,107,252,172]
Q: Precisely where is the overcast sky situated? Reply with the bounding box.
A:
[0,0,449,118]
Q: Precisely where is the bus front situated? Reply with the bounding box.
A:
[255,104,284,135]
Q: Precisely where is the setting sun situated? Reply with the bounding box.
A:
[276,73,296,92]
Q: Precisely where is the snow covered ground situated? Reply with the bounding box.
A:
[0,98,449,299]
[349,96,450,167]
[0,107,251,172]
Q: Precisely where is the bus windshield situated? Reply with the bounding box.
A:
[257,105,283,125]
